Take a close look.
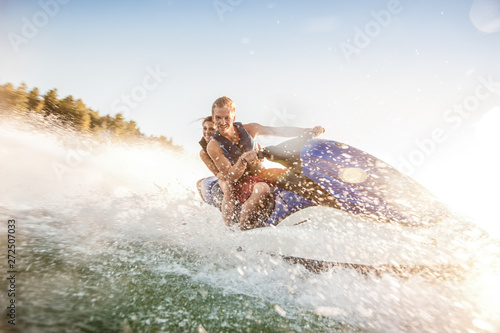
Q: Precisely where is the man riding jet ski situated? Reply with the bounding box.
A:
[200,96,449,230]
[205,96,326,230]
[200,125,450,229]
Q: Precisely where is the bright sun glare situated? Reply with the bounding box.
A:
[475,106,500,147]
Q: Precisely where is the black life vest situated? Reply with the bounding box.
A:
[199,137,208,153]
[211,122,257,165]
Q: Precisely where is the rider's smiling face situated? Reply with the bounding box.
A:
[202,121,216,142]
[213,106,235,134]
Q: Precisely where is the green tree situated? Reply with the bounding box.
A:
[124,120,141,138]
[58,95,76,124]
[0,83,15,110]
[109,113,127,136]
[1,81,181,150]
[56,97,91,132]
[12,82,29,112]
[27,87,45,113]
[88,109,103,130]
[42,89,60,116]
[73,99,91,132]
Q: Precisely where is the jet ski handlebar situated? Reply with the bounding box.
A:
[257,130,317,167]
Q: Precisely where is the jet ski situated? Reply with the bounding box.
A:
[200,132,449,226]
[198,134,478,276]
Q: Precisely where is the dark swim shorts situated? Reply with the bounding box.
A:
[234,175,265,203]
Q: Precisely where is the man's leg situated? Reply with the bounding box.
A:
[239,181,271,230]
[219,180,237,226]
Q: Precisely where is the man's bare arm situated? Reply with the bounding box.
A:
[207,140,249,183]
[244,123,324,138]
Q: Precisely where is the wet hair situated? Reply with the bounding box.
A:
[211,96,236,116]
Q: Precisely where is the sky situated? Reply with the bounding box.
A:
[1,0,500,224]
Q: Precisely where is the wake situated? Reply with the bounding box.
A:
[1,114,499,333]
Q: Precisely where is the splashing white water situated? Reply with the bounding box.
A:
[1,114,499,333]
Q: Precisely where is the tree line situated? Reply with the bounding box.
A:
[0,82,180,150]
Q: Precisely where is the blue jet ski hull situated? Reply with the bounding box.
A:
[199,138,449,227]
